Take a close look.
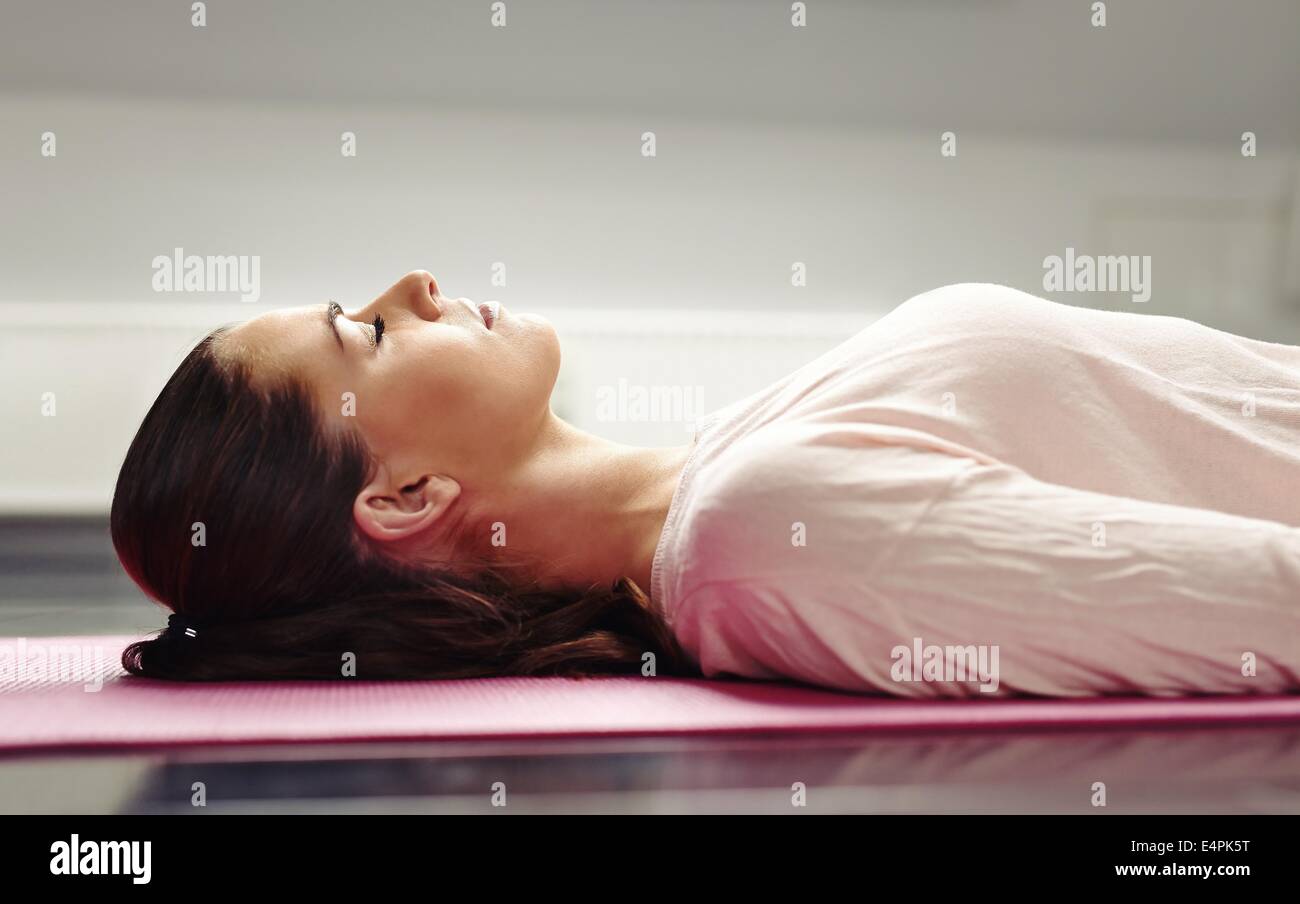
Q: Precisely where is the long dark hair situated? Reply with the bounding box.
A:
[111,330,697,682]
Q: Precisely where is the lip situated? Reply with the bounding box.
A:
[477,301,500,330]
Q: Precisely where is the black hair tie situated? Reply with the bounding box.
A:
[165,612,202,640]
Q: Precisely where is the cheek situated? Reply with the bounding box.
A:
[392,345,505,430]
[362,331,558,453]
[435,332,558,446]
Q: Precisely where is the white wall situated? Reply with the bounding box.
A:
[2,93,1299,513]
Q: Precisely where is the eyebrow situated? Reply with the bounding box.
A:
[325,301,344,350]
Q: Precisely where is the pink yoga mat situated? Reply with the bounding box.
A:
[2,635,1298,752]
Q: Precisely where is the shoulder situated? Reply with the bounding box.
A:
[891,282,1061,324]
[867,284,1095,364]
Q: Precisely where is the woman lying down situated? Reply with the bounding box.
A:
[111,275,1300,697]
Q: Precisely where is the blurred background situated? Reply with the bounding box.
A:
[2,0,1299,636]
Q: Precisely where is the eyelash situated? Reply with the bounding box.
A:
[370,314,385,347]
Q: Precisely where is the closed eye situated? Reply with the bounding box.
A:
[370,314,385,348]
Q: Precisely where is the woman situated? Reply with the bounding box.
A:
[113,273,1300,696]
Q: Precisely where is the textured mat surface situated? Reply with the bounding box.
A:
[2,635,1299,752]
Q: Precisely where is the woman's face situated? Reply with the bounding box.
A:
[221,270,561,494]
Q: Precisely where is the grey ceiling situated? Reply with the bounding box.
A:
[1,0,1298,143]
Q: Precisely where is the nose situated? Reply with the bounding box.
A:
[391,270,443,321]
[402,269,439,299]
[353,270,444,327]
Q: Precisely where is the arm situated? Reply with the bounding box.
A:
[872,456,1300,696]
[677,431,1300,697]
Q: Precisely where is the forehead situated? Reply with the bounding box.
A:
[218,304,329,380]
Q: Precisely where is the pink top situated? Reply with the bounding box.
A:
[650,283,1300,697]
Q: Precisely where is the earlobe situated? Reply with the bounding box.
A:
[352,470,461,544]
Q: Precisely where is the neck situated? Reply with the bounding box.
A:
[474,412,693,597]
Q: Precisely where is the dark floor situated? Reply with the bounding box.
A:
[4,725,1300,814]
[3,516,1299,815]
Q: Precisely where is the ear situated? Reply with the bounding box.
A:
[352,469,461,544]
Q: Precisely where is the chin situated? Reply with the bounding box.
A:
[527,315,563,371]
[515,310,554,333]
